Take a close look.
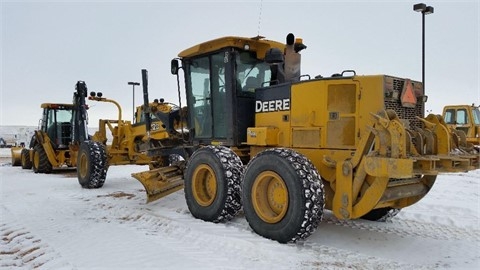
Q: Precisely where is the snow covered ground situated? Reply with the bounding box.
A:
[0,147,479,269]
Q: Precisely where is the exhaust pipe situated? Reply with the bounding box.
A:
[141,69,151,137]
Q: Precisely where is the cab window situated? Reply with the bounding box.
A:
[235,51,271,95]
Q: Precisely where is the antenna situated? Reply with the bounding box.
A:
[257,0,263,36]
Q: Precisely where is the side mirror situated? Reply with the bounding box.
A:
[171,59,179,75]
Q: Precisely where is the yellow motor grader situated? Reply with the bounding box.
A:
[76,80,187,190]
[89,33,477,243]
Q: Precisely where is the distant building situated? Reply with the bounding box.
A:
[0,126,36,147]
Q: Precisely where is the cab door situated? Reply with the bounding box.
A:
[185,51,228,143]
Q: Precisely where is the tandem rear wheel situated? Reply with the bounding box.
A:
[242,148,325,243]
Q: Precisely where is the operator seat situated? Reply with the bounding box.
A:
[243,77,259,92]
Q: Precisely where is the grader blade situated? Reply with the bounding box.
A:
[132,164,185,203]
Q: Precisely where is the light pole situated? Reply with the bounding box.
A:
[128,81,140,122]
[413,3,434,92]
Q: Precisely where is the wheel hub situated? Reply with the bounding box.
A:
[252,171,288,224]
[192,164,217,207]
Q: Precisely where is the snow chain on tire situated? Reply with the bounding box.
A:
[184,145,244,223]
[242,148,325,243]
[361,207,401,222]
[77,141,108,189]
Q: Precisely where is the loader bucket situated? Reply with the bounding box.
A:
[10,146,23,166]
[132,164,185,203]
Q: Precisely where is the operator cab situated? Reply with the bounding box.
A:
[175,48,271,146]
[443,104,480,138]
[39,103,74,149]
[172,34,305,146]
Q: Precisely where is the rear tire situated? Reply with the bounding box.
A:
[77,141,107,188]
[242,148,325,243]
[184,146,243,223]
[361,207,400,222]
[21,148,32,169]
[32,145,52,173]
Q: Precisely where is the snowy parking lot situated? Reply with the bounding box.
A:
[1,148,479,269]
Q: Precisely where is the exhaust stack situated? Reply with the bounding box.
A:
[284,33,306,82]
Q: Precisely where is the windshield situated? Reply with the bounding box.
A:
[472,107,480,125]
[49,108,73,125]
[235,51,271,94]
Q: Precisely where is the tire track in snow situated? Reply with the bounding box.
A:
[297,243,434,270]
[72,191,298,268]
[322,214,479,242]
[0,210,72,269]
[72,190,435,269]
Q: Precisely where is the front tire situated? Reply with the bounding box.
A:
[184,146,243,223]
[242,148,324,243]
[77,141,107,188]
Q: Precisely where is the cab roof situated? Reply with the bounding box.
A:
[40,103,74,109]
[178,36,285,60]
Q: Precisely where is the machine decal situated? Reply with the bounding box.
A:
[255,84,291,113]
[255,99,290,113]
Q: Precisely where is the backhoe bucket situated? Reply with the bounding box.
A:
[10,146,23,166]
[132,164,185,203]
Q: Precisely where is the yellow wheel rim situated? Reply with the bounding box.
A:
[33,151,40,168]
[252,171,289,224]
[192,164,217,207]
[79,152,88,178]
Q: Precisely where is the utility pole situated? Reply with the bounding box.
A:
[128,81,140,122]
[413,3,434,92]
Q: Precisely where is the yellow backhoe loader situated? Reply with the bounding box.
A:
[12,82,184,189]
[11,102,77,172]
[83,33,478,243]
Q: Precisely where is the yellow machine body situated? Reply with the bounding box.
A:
[85,95,185,167]
[246,75,478,219]
[123,33,479,242]
[12,103,78,172]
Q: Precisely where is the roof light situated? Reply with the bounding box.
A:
[413,3,434,14]
[413,3,426,12]
[424,6,434,14]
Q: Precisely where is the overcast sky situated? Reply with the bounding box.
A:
[1,0,478,126]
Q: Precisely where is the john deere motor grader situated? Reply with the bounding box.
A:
[99,33,477,243]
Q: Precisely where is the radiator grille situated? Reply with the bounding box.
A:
[384,78,424,130]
